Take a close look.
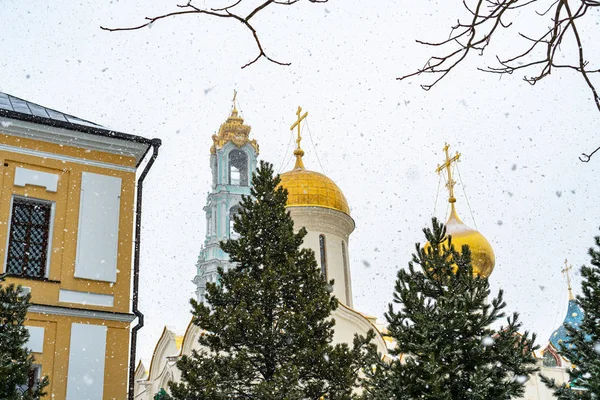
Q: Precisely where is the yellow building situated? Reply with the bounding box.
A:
[0,92,160,400]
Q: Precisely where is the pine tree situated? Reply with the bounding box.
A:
[154,388,172,400]
[0,276,48,399]
[541,233,600,399]
[170,161,375,400]
[361,218,539,400]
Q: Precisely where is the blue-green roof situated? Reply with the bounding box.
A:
[549,299,584,350]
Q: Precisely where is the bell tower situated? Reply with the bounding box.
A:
[193,93,259,303]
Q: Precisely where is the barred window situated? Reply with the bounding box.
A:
[6,197,51,279]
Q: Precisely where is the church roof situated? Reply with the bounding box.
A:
[0,92,102,128]
[549,298,584,351]
[0,91,160,166]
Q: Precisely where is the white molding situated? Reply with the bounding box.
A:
[14,167,59,192]
[28,304,135,322]
[287,207,355,237]
[25,326,45,353]
[0,143,136,172]
[0,116,148,163]
[59,289,114,307]
[2,195,14,274]
[45,202,56,278]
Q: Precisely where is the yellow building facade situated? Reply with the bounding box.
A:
[0,92,160,399]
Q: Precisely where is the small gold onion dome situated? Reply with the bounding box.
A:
[278,150,351,216]
[444,206,495,278]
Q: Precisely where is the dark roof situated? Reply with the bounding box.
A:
[0,92,161,167]
[0,92,103,128]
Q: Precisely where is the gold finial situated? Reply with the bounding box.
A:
[562,259,575,300]
[436,143,461,212]
[231,90,238,116]
[290,106,308,169]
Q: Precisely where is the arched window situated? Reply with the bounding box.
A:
[342,240,350,304]
[229,206,240,239]
[542,349,560,367]
[319,234,327,279]
[228,150,248,186]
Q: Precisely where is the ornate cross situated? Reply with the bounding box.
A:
[562,259,574,299]
[290,106,308,150]
[436,143,461,204]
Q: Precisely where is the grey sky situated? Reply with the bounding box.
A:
[2,0,599,363]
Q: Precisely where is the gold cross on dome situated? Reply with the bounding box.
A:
[290,106,308,169]
[290,106,308,151]
[562,259,575,300]
[435,143,461,204]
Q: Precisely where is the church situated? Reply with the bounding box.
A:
[134,100,578,400]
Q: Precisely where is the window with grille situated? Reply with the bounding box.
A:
[6,197,52,279]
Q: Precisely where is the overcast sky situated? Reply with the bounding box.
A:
[2,0,599,363]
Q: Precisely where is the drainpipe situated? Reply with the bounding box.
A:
[129,139,161,400]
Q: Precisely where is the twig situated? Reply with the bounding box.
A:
[399,0,600,161]
[101,0,327,69]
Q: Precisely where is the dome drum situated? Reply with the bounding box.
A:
[287,207,355,308]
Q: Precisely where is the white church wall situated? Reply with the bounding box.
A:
[519,362,569,400]
[331,305,388,356]
[288,207,355,308]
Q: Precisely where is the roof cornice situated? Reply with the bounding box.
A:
[0,109,160,166]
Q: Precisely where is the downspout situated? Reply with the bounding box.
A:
[129,138,161,400]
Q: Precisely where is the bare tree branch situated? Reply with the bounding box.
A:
[101,0,327,69]
[580,145,600,162]
[400,0,600,161]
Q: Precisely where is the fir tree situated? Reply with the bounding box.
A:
[170,161,375,400]
[361,218,539,400]
[0,276,48,399]
[541,233,600,399]
[154,388,172,400]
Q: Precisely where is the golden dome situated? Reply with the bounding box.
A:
[444,206,495,278]
[279,106,350,215]
[278,151,350,215]
[210,102,259,155]
[279,164,350,216]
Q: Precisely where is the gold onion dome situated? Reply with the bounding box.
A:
[432,143,495,278]
[277,106,350,216]
[444,205,495,278]
[279,155,351,216]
